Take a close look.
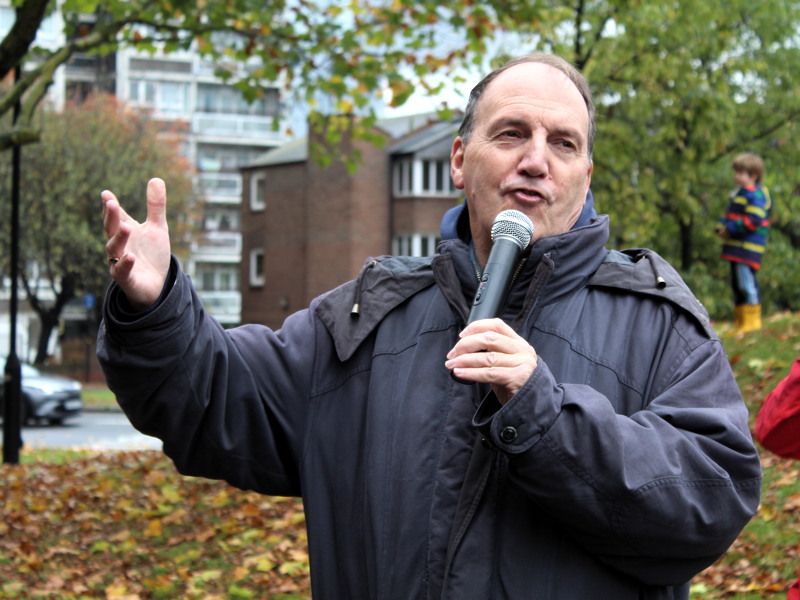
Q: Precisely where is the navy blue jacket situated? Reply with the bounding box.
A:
[98,209,760,600]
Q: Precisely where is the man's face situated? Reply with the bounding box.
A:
[450,62,593,264]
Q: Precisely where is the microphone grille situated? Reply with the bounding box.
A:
[491,210,534,249]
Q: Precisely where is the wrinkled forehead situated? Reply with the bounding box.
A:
[478,62,590,136]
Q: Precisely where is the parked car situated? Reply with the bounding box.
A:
[0,362,83,425]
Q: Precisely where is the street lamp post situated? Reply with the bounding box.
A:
[3,65,24,464]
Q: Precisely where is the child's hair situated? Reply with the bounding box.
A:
[732,152,765,183]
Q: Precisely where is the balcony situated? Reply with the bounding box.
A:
[196,290,241,325]
[192,112,285,144]
[197,172,242,204]
[191,231,242,261]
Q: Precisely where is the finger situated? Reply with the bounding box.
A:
[448,322,520,359]
[105,221,131,262]
[146,178,168,229]
[101,191,120,239]
[447,342,524,372]
[102,190,137,238]
[447,331,503,359]
[109,253,135,277]
[458,317,508,338]
[447,349,537,400]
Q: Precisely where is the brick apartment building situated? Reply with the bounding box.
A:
[240,113,463,329]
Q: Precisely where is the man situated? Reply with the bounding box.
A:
[98,54,761,599]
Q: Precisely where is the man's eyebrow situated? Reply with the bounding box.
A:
[488,117,529,132]
[550,125,586,145]
[488,117,586,144]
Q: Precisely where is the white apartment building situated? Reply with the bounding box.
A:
[109,44,289,325]
[1,6,289,354]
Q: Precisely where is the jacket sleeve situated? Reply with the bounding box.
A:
[755,358,800,459]
[97,260,315,496]
[474,334,761,586]
[723,186,769,238]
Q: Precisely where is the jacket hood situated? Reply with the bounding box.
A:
[439,189,598,243]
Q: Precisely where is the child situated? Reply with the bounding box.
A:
[716,152,772,333]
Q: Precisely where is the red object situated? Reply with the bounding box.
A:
[789,576,800,600]
[755,359,800,459]
[755,360,800,599]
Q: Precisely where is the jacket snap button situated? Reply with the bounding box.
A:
[500,426,518,443]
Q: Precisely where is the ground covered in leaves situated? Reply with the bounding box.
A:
[0,451,310,599]
[2,313,800,599]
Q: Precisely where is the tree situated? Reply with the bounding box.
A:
[481,0,800,317]
[0,0,504,162]
[4,0,800,319]
[0,93,194,364]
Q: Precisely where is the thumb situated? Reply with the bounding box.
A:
[146,177,168,229]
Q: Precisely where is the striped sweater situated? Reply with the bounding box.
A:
[720,183,772,270]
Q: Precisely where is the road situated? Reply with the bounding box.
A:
[18,411,162,450]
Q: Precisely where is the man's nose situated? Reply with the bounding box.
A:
[517,138,548,178]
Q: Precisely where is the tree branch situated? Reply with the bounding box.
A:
[0,0,50,79]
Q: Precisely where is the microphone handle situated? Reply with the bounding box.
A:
[467,239,522,323]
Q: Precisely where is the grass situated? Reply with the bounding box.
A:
[81,382,119,411]
[2,312,800,599]
[689,311,800,599]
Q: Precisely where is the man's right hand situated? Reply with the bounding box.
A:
[102,178,172,311]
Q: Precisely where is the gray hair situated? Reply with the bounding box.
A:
[458,53,596,157]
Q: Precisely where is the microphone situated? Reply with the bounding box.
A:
[467,209,534,323]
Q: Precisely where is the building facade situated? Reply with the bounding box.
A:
[240,114,463,330]
[1,6,291,361]
[109,45,288,326]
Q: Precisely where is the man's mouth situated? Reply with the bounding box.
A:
[515,188,546,201]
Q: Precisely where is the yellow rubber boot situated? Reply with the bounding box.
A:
[734,305,745,330]
[737,304,762,333]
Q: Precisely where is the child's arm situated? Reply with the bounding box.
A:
[722,186,769,239]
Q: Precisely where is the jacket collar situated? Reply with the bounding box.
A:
[439,189,598,243]
[438,214,611,321]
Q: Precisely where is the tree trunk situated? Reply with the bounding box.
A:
[23,273,75,366]
[34,310,59,365]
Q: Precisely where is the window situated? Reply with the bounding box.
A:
[250,173,267,211]
[160,82,189,113]
[195,264,239,292]
[203,206,240,231]
[393,158,414,196]
[197,84,280,117]
[394,158,456,196]
[129,58,192,74]
[249,248,265,287]
[197,145,263,172]
[393,233,440,257]
[198,172,242,199]
[128,79,189,114]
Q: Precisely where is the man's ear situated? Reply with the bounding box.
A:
[450,137,465,190]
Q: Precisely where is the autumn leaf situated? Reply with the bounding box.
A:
[0,451,312,598]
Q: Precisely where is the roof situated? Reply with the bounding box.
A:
[246,136,308,168]
[243,112,462,169]
[386,119,460,157]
